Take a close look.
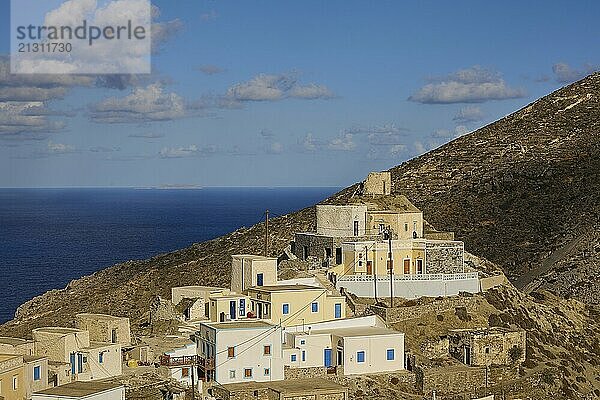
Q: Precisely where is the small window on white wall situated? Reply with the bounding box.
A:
[12,375,18,390]
[229,370,236,379]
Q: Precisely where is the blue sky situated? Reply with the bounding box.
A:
[1,0,599,187]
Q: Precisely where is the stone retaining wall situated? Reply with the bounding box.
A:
[368,294,481,324]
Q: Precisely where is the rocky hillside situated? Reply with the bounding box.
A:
[332,73,600,304]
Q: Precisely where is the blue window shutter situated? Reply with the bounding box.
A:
[311,302,318,312]
[34,366,40,381]
[387,349,395,360]
[282,304,289,314]
[291,354,297,362]
[302,350,306,361]
[257,273,264,286]
[334,303,342,318]
[357,351,365,363]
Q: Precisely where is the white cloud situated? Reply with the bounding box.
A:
[128,132,164,138]
[13,0,152,74]
[159,144,217,158]
[300,133,317,152]
[89,84,188,123]
[46,141,76,154]
[289,84,334,99]
[453,105,485,123]
[552,62,598,83]
[266,142,284,154]
[226,73,334,102]
[0,102,67,139]
[328,133,356,151]
[409,66,525,104]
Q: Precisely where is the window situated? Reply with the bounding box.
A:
[34,365,41,381]
[229,370,236,379]
[356,351,365,363]
[263,345,271,356]
[386,349,395,361]
[291,354,297,362]
[335,248,342,264]
[257,273,264,286]
[379,223,385,233]
[485,346,490,354]
[353,221,359,236]
[334,303,342,319]
[282,303,290,315]
[99,352,104,364]
[302,350,306,362]
[12,375,18,390]
[404,223,409,232]
[228,347,235,358]
[244,368,252,378]
[181,367,190,378]
[264,368,270,376]
[311,302,318,313]
[111,329,117,343]
[300,340,305,345]
[416,259,423,274]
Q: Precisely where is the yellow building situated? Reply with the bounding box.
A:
[230,255,278,294]
[0,354,25,400]
[246,285,345,326]
[366,210,423,239]
[337,240,426,276]
[207,292,251,322]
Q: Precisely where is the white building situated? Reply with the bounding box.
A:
[160,342,197,387]
[197,321,284,384]
[230,255,278,294]
[32,382,125,400]
[283,316,404,375]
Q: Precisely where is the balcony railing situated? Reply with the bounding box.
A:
[336,272,479,283]
[159,355,199,367]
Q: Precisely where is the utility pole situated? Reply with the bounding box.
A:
[367,245,377,303]
[387,227,394,307]
[191,358,196,400]
[264,209,270,256]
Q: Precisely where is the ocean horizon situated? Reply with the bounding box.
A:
[0,187,339,324]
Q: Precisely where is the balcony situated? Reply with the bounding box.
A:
[159,355,199,367]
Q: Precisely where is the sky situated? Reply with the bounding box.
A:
[0,0,599,188]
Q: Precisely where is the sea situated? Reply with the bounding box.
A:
[0,187,339,324]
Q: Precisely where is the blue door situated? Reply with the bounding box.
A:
[239,298,246,317]
[230,300,236,319]
[77,353,83,373]
[70,353,76,374]
[324,349,332,367]
[334,303,342,318]
[257,273,264,286]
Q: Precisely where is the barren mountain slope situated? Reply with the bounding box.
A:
[332,73,600,303]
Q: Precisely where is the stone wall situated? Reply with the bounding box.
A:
[284,366,328,380]
[75,314,131,345]
[448,328,526,367]
[416,366,486,395]
[368,295,481,324]
[150,297,181,322]
[425,241,464,274]
[363,172,391,196]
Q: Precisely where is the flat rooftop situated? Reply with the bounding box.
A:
[311,326,402,338]
[0,353,21,362]
[85,341,120,350]
[222,378,347,394]
[0,336,31,346]
[249,284,322,292]
[232,254,277,261]
[33,327,85,335]
[34,381,123,397]
[208,321,275,330]
[76,313,128,321]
